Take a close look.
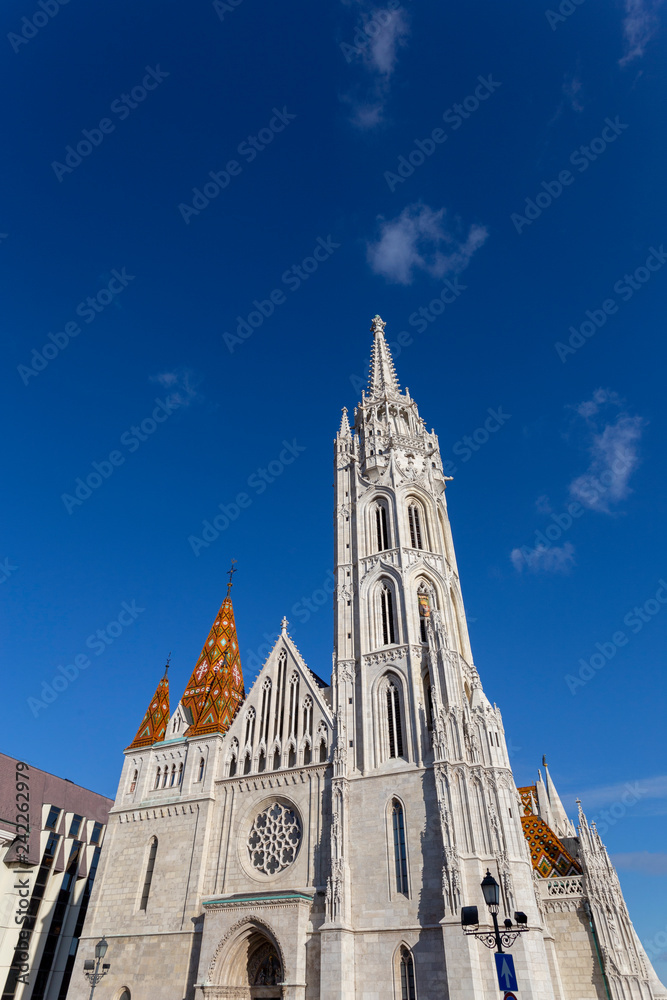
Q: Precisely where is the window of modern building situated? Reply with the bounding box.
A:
[45,806,60,830]
[69,814,83,837]
[90,822,103,845]
[139,838,158,911]
[408,503,423,549]
[400,947,416,1000]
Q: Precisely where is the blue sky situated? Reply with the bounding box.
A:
[2,0,666,971]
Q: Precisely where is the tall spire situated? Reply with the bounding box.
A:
[180,582,245,738]
[543,756,576,837]
[126,662,170,749]
[367,315,401,399]
[339,407,351,437]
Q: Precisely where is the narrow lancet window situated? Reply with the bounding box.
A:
[381,585,396,645]
[400,947,416,1000]
[392,801,408,895]
[140,838,158,911]
[408,504,423,549]
[386,681,404,759]
[375,503,389,551]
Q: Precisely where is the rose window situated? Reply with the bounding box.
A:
[247,802,301,875]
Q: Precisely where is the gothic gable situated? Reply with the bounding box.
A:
[221,624,333,778]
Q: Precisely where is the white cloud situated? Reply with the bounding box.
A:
[342,4,410,129]
[150,368,203,407]
[366,204,488,285]
[563,73,584,112]
[611,851,667,876]
[563,774,667,810]
[510,542,576,574]
[619,0,663,65]
[569,391,645,512]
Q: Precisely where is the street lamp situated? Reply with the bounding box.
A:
[83,937,110,999]
[461,871,530,952]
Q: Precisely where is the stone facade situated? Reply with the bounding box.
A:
[68,315,667,1000]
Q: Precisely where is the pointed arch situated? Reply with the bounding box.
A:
[372,498,390,551]
[390,798,409,896]
[376,671,407,763]
[407,499,426,550]
[374,577,398,647]
[397,944,417,1000]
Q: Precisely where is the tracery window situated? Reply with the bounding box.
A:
[244,708,256,750]
[259,678,272,745]
[302,695,313,739]
[288,674,300,739]
[408,503,423,550]
[399,947,416,1000]
[247,802,302,876]
[392,801,408,895]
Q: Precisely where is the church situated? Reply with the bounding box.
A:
[69,316,666,1000]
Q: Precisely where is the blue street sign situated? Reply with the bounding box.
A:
[495,953,518,992]
[504,993,518,1000]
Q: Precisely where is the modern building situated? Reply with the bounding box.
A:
[0,753,112,1000]
[68,316,666,1000]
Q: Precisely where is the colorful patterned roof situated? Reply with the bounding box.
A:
[127,668,170,749]
[181,592,245,737]
[518,784,581,878]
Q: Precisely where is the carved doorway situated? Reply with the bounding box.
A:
[248,936,283,1000]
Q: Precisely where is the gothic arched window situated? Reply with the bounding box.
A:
[177,762,183,784]
[288,674,300,739]
[272,747,281,770]
[258,749,266,773]
[303,742,311,765]
[130,769,138,793]
[259,678,272,745]
[197,757,206,782]
[380,584,396,646]
[417,585,431,643]
[319,739,327,762]
[408,503,423,550]
[161,766,169,788]
[154,768,161,790]
[392,801,408,895]
[229,755,237,777]
[385,680,404,759]
[399,946,416,1000]
[288,744,296,769]
[140,838,158,911]
[374,501,389,551]
[243,752,251,775]
[244,708,256,750]
[302,696,313,738]
[169,764,176,787]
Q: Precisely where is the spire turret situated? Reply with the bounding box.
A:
[339,407,351,437]
[126,663,170,749]
[367,315,401,399]
[180,585,245,738]
[543,756,576,837]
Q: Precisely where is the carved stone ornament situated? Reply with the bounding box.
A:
[246,802,301,876]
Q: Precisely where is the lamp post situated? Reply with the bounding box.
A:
[461,870,530,952]
[83,937,110,1000]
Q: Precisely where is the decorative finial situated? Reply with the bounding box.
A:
[226,558,238,595]
[280,616,289,635]
[542,754,547,767]
[164,652,171,676]
[370,314,386,336]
